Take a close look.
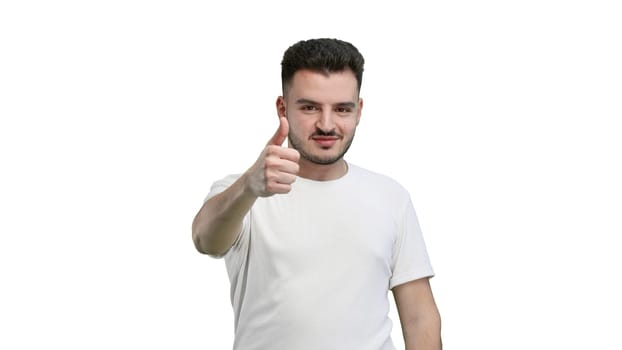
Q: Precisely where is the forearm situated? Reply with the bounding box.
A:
[193,118,299,255]
[192,174,257,255]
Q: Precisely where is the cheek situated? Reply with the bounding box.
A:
[287,119,308,136]
[338,119,357,132]
[289,117,314,131]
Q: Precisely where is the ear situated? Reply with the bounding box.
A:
[276,96,287,119]
[356,97,363,126]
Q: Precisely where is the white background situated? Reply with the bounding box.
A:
[1,1,621,349]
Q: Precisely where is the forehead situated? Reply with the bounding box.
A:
[285,69,359,103]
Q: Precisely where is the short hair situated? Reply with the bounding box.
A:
[281,38,365,94]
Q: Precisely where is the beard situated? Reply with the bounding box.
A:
[288,128,356,165]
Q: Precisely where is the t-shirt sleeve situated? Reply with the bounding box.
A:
[389,196,434,289]
[202,174,250,259]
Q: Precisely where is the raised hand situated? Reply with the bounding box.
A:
[244,117,300,197]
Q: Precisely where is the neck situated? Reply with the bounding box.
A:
[297,158,348,181]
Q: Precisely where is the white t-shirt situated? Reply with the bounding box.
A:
[205,163,434,350]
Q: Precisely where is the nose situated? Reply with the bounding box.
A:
[316,109,336,132]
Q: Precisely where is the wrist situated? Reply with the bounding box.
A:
[239,172,260,200]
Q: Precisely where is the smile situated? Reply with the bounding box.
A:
[311,136,340,148]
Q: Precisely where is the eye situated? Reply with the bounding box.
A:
[336,106,352,113]
[301,105,319,111]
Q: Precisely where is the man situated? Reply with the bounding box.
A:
[192,38,441,350]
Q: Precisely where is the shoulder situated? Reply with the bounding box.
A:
[212,173,243,188]
[204,173,243,201]
[348,163,411,201]
[349,163,407,190]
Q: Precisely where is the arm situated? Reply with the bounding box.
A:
[191,175,257,255]
[392,277,442,350]
[192,117,300,255]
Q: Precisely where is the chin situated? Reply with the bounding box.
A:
[302,152,344,165]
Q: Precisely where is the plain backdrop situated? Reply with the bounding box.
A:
[1,1,621,349]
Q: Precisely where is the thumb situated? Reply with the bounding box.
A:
[268,117,289,146]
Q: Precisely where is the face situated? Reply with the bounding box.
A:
[277,69,363,165]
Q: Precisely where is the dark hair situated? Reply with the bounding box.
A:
[281,38,365,94]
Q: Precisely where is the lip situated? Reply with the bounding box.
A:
[312,136,339,147]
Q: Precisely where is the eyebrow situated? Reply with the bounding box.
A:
[295,98,356,108]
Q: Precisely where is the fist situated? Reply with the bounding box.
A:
[245,117,300,197]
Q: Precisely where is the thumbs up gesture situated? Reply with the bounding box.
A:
[244,117,300,197]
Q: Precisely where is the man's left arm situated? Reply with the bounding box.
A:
[392,277,442,350]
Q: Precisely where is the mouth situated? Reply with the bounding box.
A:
[311,136,340,148]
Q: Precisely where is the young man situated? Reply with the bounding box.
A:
[192,38,441,350]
